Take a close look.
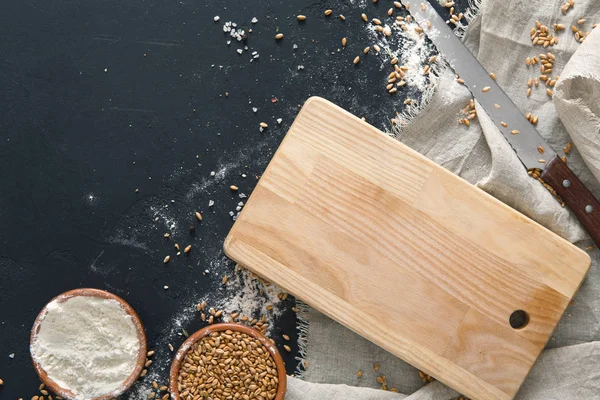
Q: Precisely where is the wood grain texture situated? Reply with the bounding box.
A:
[541,155,600,246]
[224,97,591,400]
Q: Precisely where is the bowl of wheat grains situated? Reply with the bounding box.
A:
[169,323,286,400]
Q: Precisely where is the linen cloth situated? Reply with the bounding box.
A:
[291,0,600,398]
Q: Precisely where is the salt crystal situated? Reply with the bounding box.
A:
[164,285,169,289]
[236,206,242,211]
[293,44,298,50]
[229,211,235,216]
[252,107,258,113]
[209,200,215,207]
[239,193,247,199]
[237,49,243,55]
[277,118,282,124]
[214,16,220,22]
[210,171,216,176]
[9,353,14,359]
[241,174,247,178]
[251,17,258,24]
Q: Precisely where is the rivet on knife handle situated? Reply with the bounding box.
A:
[541,156,600,246]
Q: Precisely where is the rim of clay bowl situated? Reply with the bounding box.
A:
[169,323,287,400]
[30,288,148,400]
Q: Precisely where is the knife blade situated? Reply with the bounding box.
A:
[401,0,600,246]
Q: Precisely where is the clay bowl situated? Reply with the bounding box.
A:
[169,323,286,400]
[30,288,148,400]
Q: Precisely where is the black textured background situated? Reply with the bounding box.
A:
[0,0,467,397]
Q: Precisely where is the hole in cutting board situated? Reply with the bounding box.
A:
[509,310,529,329]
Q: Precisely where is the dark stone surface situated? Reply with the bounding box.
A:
[0,0,468,396]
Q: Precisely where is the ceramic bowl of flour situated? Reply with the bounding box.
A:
[30,288,147,400]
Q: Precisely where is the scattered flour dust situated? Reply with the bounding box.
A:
[196,257,285,334]
[31,295,141,400]
[366,21,435,93]
[215,267,284,327]
[106,231,152,254]
[362,10,444,129]
[150,205,178,233]
[184,139,271,204]
[125,258,286,399]
[184,163,231,203]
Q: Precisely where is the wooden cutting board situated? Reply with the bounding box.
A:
[224,97,591,400]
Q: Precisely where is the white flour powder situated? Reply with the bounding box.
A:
[366,21,435,93]
[31,296,141,399]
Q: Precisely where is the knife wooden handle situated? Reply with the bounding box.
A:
[541,155,600,246]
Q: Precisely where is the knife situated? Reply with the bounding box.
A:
[401,0,600,246]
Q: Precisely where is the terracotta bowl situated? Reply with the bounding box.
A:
[30,288,148,400]
[169,323,287,400]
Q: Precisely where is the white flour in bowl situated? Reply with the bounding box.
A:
[30,295,141,399]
